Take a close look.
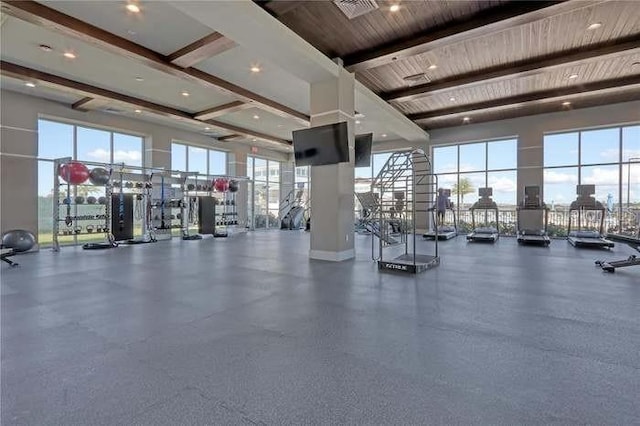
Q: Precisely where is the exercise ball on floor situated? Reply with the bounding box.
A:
[88,167,110,186]
[2,230,36,252]
[58,161,90,185]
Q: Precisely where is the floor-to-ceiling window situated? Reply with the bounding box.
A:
[543,125,639,236]
[170,141,228,175]
[247,156,281,229]
[432,139,518,233]
[37,119,144,246]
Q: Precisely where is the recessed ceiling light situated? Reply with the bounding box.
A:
[449,97,456,102]
[587,22,602,30]
[63,51,76,59]
[250,65,261,73]
[253,114,260,120]
[25,82,36,88]
[463,117,471,122]
[277,124,284,128]
[135,76,144,82]
[562,101,571,106]
[568,74,578,79]
[252,138,257,142]
[428,64,437,70]
[381,133,387,138]
[126,3,140,13]
[355,120,361,124]
[181,91,190,97]
[39,44,53,52]
[390,4,400,12]
[205,126,211,130]
[134,109,141,113]
[127,29,137,36]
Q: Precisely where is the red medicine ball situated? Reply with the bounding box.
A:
[213,178,229,192]
[58,161,90,185]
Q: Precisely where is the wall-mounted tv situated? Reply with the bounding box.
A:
[292,122,349,167]
[354,133,373,168]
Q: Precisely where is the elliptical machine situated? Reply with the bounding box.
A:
[516,186,551,246]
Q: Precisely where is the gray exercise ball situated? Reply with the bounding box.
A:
[2,230,36,252]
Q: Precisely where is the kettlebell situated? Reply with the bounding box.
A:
[98,196,107,205]
[75,196,85,204]
[87,196,97,204]
[125,181,134,189]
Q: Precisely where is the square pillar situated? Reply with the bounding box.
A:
[309,68,355,261]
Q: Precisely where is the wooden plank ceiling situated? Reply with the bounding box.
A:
[261,0,640,129]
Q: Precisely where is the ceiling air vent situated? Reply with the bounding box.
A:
[333,0,379,19]
[102,107,124,114]
[403,73,430,85]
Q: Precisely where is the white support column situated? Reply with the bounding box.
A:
[309,67,356,261]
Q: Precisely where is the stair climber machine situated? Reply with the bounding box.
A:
[280,187,308,230]
[371,148,439,274]
[516,185,551,246]
[423,188,457,240]
[567,185,614,249]
[467,188,500,243]
[355,191,398,245]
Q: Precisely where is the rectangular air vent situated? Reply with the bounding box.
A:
[333,0,378,19]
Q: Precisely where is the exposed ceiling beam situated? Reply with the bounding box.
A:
[408,75,640,121]
[194,101,252,121]
[421,90,640,129]
[385,35,640,103]
[0,0,309,125]
[167,32,237,68]
[218,134,242,141]
[257,0,305,17]
[0,61,292,146]
[71,97,94,111]
[343,0,601,72]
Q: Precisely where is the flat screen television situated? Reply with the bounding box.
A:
[292,122,349,167]
[354,133,372,167]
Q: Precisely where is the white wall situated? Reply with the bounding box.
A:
[427,101,640,202]
[0,89,288,238]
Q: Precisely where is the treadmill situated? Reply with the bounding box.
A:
[516,185,551,246]
[467,187,499,243]
[567,184,614,249]
[424,188,457,240]
[596,210,639,272]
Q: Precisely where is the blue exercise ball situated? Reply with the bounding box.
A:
[2,230,36,252]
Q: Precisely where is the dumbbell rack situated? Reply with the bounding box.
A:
[149,172,184,240]
[214,191,238,237]
[52,157,113,252]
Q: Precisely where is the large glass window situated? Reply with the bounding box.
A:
[170,142,227,175]
[432,138,518,205]
[248,156,280,229]
[37,119,144,246]
[543,125,639,236]
[432,139,518,234]
[187,146,207,174]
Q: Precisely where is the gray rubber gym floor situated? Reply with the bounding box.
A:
[2,231,639,425]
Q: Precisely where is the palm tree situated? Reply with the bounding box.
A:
[452,177,475,205]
